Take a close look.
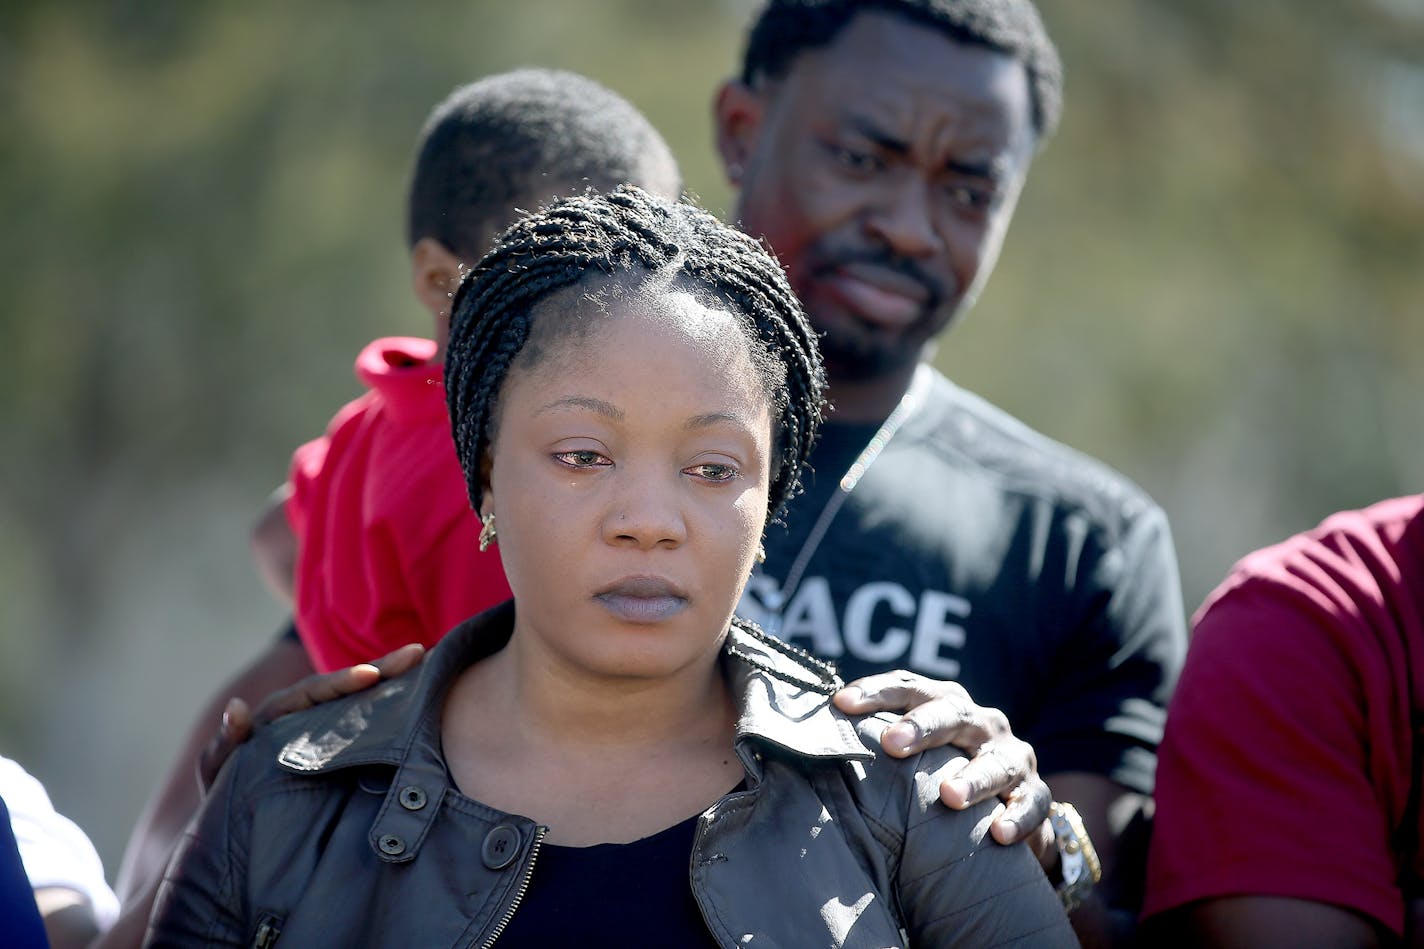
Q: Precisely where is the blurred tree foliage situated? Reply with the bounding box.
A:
[0,0,1420,864]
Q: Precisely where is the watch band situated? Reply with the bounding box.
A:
[1048,801,1102,913]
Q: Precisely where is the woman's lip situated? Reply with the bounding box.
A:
[594,593,689,624]
[593,576,689,624]
[595,575,688,599]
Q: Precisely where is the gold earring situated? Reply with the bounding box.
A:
[756,543,766,565]
[478,513,497,552]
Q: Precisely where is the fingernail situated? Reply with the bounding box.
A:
[945,778,972,805]
[991,813,1018,844]
[222,698,242,731]
[840,685,863,703]
[886,721,921,753]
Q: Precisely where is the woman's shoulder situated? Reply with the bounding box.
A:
[838,715,988,840]
[207,674,420,809]
[827,717,1075,945]
[733,679,1072,945]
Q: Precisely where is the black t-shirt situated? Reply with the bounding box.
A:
[494,813,718,947]
[739,368,1186,793]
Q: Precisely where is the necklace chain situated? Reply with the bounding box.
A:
[763,364,932,611]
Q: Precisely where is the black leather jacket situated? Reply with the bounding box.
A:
[147,602,1073,947]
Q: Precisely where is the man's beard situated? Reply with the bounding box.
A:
[798,242,952,382]
[815,322,926,382]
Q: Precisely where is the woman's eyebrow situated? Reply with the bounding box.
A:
[685,411,753,433]
[536,395,624,420]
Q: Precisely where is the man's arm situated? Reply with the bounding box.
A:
[109,634,424,949]
[113,631,314,905]
[1042,771,1142,948]
[1142,566,1409,944]
[1145,896,1386,949]
[1036,504,1185,945]
[34,887,105,949]
[250,484,296,606]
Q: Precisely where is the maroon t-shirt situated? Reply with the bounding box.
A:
[1145,494,1424,935]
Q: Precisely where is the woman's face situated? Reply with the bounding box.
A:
[483,281,774,682]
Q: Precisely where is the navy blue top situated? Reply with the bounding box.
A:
[0,796,49,949]
[495,811,719,947]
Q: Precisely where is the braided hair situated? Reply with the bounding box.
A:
[445,185,826,523]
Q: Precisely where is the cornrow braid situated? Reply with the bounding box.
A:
[444,185,827,522]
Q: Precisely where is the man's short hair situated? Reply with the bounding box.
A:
[740,0,1063,142]
[406,68,683,260]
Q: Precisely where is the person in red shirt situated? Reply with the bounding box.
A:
[1142,494,1424,947]
[277,336,495,672]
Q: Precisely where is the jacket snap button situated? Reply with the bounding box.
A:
[378,834,406,856]
[399,786,427,810]
[481,824,522,870]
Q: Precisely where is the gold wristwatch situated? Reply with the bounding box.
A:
[1048,801,1101,913]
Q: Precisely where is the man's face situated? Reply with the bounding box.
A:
[716,11,1038,380]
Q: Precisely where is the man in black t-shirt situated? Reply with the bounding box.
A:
[737,375,1180,797]
[716,0,1187,937]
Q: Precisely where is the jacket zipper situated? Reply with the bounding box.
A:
[479,825,547,948]
[689,782,760,949]
[251,913,283,949]
[689,809,729,949]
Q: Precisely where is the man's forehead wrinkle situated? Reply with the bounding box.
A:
[835,97,1020,182]
[785,12,1034,159]
[947,153,1015,183]
[840,111,910,153]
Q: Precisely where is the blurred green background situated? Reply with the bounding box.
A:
[2,0,1421,877]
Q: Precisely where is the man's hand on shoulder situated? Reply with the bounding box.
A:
[196,642,427,790]
[833,670,1052,851]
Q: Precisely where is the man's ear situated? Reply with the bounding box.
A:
[411,237,467,321]
[713,79,767,188]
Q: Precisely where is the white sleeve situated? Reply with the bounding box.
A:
[0,756,120,930]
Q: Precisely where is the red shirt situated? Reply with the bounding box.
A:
[286,337,512,672]
[1144,494,1424,935]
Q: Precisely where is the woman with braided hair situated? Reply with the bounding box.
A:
[148,187,1073,947]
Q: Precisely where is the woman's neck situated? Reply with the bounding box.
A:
[464,631,734,753]
[440,625,743,845]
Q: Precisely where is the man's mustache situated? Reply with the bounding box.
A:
[813,248,947,312]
